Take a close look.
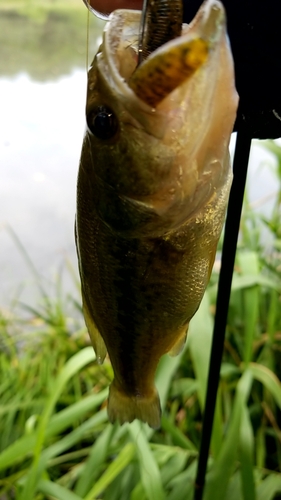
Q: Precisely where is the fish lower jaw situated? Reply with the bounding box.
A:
[107,381,161,429]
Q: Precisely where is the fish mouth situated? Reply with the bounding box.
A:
[103,0,225,109]
[129,0,224,107]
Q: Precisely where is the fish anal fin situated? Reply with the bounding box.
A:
[82,296,107,365]
[168,324,189,357]
[108,381,161,429]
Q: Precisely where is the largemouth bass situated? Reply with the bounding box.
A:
[76,0,238,429]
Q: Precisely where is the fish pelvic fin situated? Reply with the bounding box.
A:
[82,294,107,365]
[108,381,161,429]
[168,324,189,357]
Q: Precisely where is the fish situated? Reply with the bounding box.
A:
[75,0,238,429]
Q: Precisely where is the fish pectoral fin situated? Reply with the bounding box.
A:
[82,294,107,365]
[107,382,161,429]
[168,324,189,357]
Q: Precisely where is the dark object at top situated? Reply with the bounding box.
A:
[138,0,182,63]
[183,0,281,139]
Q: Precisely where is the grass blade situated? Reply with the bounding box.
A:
[249,362,281,409]
[159,449,189,487]
[75,423,116,496]
[0,435,36,472]
[0,390,107,473]
[239,405,255,500]
[18,347,96,500]
[188,293,223,456]
[224,471,243,500]
[167,460,198,500]
[161,416,196,451]
[156,339,190,414]
[41,410,108,465]
[84,442,136,500]
[238,251,259,366]
[256,473,281,500]
[129,421,165,500]
[188,294,213,410]
[38,479,83,500]
[204,369,253,500]
[46,389,108,437]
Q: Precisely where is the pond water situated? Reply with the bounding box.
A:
[0,70,86,307]
[0,3,279,309]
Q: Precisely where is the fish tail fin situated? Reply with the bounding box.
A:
[82,295,107,364]
[107,381,161,429]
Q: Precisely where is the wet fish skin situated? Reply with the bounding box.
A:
[76,0,238,428]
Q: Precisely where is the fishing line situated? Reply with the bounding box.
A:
[138,0,148,66]
[86,0,90,70]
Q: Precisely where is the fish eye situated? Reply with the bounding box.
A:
[87,105,118,140]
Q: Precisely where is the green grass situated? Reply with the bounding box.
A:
[1,140,281,499]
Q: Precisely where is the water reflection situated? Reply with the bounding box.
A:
[0,71,87,306]
[0,2,104,79]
